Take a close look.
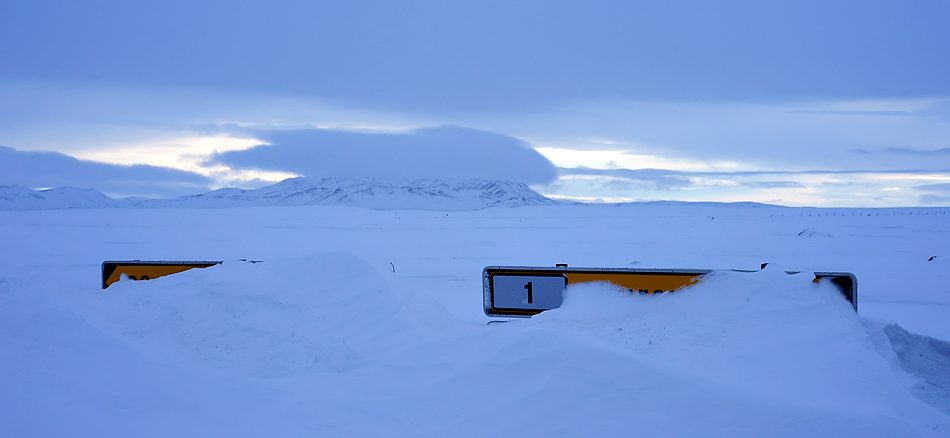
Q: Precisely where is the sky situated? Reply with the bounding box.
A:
[1,0,949,206]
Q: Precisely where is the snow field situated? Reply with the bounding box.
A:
[1,204,948,436]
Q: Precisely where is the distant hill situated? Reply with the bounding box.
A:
[0,178,558,211]
[0,185,121,210]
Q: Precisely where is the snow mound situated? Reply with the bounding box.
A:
[5,254,950,436]
[67,253,422,378]
[864,319,950,414]
[3,204,949,436]
[527,267,917,415]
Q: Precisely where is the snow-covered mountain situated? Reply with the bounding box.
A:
[0,185,121,210]
[0,178,558,211]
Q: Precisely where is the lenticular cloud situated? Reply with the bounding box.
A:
[208,126,558,185]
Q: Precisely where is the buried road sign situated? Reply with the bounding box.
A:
[491,274,567,311]
[102,260,222,289]
[483,265,857,317]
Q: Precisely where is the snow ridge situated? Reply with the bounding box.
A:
[0,178,557,211]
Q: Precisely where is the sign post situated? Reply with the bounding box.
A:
[101,260,222,289]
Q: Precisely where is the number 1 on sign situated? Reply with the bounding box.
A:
[524,281,533,303]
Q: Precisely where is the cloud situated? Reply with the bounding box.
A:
[208,126,557,184]
[913,182,950,192]
[789,110,921,117]
[822,181,878,188]
[556,167,693,190]
[0,145,212,198]
[561,166,950,178]
[740,181,804,189]
[556,167,807,191]
[883,147,950,155]
[4,2,950,111]
[920,194,950,204]
[544,166,950,206]
[497,99,950,173]
[918,99,950,122]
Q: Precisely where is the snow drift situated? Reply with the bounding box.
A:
[1,203,948,436]
[2,254,948,437]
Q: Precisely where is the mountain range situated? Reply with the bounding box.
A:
[0,178,560,211]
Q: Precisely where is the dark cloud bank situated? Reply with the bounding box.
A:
[4,2,949,111]
[915,183,950,203]
[1,126,557,198]
[0,146,212,198]
[210,126,558,185]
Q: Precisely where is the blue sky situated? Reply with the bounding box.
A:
[2,0,949,206]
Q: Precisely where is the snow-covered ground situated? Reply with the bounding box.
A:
[2,201,949,436]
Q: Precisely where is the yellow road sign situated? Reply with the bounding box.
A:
[101,260,222,289]
[483,266,856,317]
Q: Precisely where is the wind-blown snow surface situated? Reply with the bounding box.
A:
[2,204,949,436]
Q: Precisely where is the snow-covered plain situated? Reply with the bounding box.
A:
[2,197,950,436]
